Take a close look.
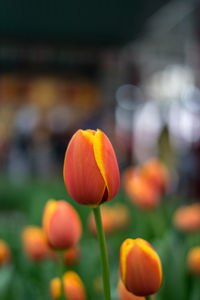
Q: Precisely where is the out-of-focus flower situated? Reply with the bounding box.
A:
[50,277,61,300]
[173,203,200,233]
[22,226,50,262]
[120,238,162,296]
[63,129,120,206]
[43,199,82,249]
[141,158,168,192]
[88,203,130,235]
[50,271,86,300]
[123,167,160,211]
[187,246,200,275]
[63,245,80,266]
[0,240,11,266]
[118,279,145,300]
[63,271,86,300]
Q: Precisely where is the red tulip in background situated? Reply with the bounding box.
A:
[0,239,11,266]
[63,129,120,206]
[120,238,162,297]
[43,199,82,249]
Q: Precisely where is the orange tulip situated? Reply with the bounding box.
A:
[50,271,86,300]
[187,246,200,275]
[50,277,61,299]
[123,167,160,211]
[0,240,11,266]
[43,199,82,249]
[141,158,168,192]
[118,279,145,300]
[63,245,80,266]
[173,203,200,233]
[63,129,120,206]
[22,226,51,261]
[88,203,130,235]
[120,238,162,296]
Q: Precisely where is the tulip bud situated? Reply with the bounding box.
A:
[118,279,145,300]
[141,158,168,192]
[173,203,200,233]
[120,238,162,296]
[63,129,120,206]
[123,167,160,211]
[63,271,86,300]
[63,245,80,266]
[50,272,86,300]
[43,199,82,249]
[22,226,51,262]
[0,240,11,266]
[187,246,200,275]
[50,277,61,299]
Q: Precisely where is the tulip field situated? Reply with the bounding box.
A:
[0,130,200,300]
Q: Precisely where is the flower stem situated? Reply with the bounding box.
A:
[58,251,66,300]
[145,296,151,300]
[93,206,111,300]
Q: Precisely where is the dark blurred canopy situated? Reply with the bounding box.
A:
[0,0,170,45]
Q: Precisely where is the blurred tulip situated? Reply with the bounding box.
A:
[0,240,11,266]
[173,203,200,233]
[118,279,145,300]
[187,246,200,275]
[141,158,168,192]
[88,203,130,235]
[123,167,160,211]
[43,199,82,249]
[50,271,86,300]
[63,129,120,206]
[63,245,80,266]
[120,238,162,296]
[22,226,50,262]
[50,277,61,299]
[63,271,86,300]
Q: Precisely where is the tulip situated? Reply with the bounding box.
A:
[118,279,145,300]
[63,129,120,206]
[187,246,200,275]
[43,199,82,249]
[88,203,130,235]
[123,167,160,211]
[141,158,168,193]
[173,203,200,233]
[0,240,11,267]
[22,226,51,261]
[63,245,80,266]
[50,271,86,300]
[120,238,162,296]
[50,277,61,299]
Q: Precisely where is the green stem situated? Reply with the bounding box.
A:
[145,296,151,300]
[58,251,66,300]
[93,206,111,300]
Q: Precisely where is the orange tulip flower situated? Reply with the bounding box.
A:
[141,158,168,192]
[88,203,130,235]
[63,245,80,266]
[22,226,51,262]
[120,238,162,296]
[187,246,200,275]
[50,271,86,300]
[123,167,160,211]
[173,203,200,233]
[63,129,120,206]
[118,279,145,300]
[0,240,11,266]
[43,199,82,249]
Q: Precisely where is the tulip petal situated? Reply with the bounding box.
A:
[93,129,120,203]
[64,130,106,205]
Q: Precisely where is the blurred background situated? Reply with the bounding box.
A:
[1,0,200,299]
